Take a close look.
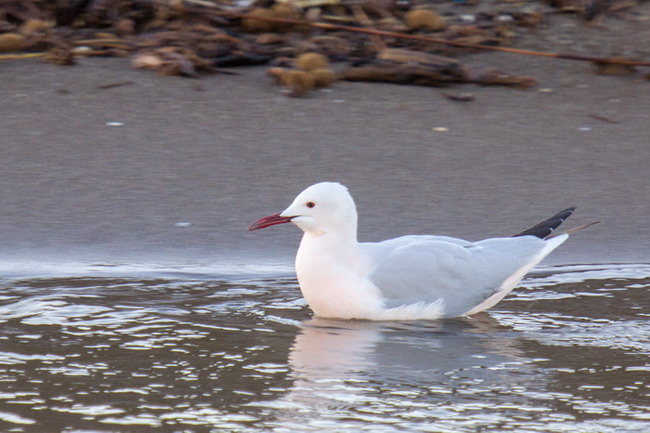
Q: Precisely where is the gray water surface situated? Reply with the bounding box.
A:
[0,263,648,432]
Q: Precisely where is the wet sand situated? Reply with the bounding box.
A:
[1,46,649,266]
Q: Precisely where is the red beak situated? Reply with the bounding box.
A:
[248,213,294,231]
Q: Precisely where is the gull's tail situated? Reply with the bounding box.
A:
[513,207,576,239]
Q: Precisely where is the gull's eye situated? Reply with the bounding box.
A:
[306,201,315,208]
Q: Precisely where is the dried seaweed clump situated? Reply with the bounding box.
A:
[268,52,338,97]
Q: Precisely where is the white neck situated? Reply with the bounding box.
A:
[294,230,383,319]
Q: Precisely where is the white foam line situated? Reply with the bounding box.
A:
[0,260,295,281]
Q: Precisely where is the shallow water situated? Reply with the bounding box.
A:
[0,263,648,432]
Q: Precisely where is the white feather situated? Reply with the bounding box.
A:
[262,182,571,320]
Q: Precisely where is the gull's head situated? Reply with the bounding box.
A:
[249,182,358,236]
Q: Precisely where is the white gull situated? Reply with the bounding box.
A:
[249,182,581,321]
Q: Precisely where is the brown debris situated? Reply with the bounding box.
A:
[267,67,290,84]
[132,52,165,70]
[255,33,287,45]
[311,68,338,87]
[0,0,646,96]
[548,0,638,20]
[473,69,536,88]
[132,47,213,77]
[305,35,351,57]
[343,62,460,87]
[45,45,75,65]
[404,9,447,32]
[97,81,134,90]
[295,52,330,71]
[267,53,338,96]
[593,58,637,75]
[19,19,53,36]
[242,8,277,33]
[0,33,26,52]
[114,18,136,36]
[377,48,459,67]
[342,49,535,88]
[516,12,545,28]
[241,4,301,33]
[285,70,316,96]
[444,92,476,102]
[587,114,619,124]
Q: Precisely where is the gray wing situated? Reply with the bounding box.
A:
[360,235,548,317]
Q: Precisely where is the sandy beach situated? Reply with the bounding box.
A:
[2,27,649,266]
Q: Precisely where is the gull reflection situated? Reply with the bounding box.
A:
[290,315,525,382]
[265,314,542,429]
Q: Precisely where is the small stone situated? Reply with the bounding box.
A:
[132,53,164,70]
[71,46,93,54]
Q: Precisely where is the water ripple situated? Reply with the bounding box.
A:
[0,264,647,432]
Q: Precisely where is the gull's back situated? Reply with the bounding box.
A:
[360,234,565,317]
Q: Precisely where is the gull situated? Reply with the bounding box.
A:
[249,182,586,321]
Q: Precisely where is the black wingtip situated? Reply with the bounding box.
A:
[513,207,576,239]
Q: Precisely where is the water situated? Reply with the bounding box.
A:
[0,263,648,432]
